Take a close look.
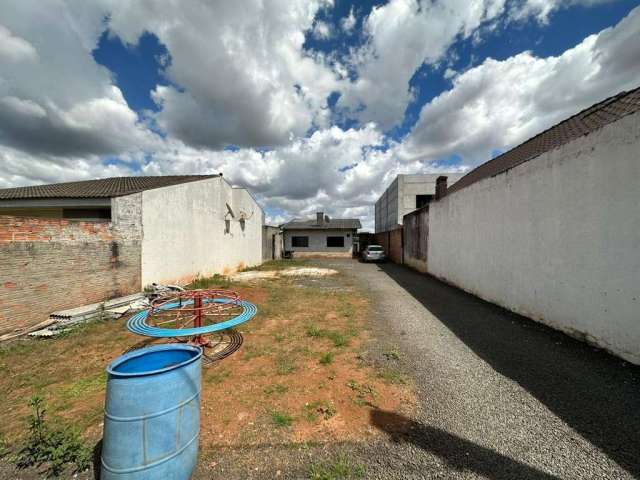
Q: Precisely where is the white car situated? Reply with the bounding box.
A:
[362,245,386,262]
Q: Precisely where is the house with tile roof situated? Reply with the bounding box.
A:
[281,212,361,257]
[0,175,264,335]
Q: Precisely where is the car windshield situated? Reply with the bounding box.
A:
[368,246,383,251]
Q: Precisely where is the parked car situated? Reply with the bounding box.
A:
[362,245,386,262]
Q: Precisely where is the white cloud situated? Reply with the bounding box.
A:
[312,20,333,39]
[340,7,357,32]
[0,25,38,63]
[511,0,619,24]
[336,0,510,129]
[105,0,339,150]
[0,1,157,157]
[401,5,640,166]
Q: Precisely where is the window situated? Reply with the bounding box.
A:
[326,236,345,247]
[291,236,309,247]
[367,245,383,251]
[416,194,433,209]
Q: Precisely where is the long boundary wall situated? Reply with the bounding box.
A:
[426,112,640,364]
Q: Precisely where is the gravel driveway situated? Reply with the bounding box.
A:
[320,258,640,480]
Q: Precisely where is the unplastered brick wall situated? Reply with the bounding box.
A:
[0,213,141,335]
[374,227,403,264]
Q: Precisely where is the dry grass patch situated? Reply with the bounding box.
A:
[0,271,416,459]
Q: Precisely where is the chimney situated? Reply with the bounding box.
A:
[435,176,448,200]
[316,212,324,225]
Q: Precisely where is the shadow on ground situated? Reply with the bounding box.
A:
[370,409,561,480]
[377,263,640,477]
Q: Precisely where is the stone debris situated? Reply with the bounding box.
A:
[231,267,338,282]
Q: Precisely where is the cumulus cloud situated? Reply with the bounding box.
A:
[401,5,640,166]
[511,0,619,24]
[340,7,357,32]
[312,20,334,40]
[0,1,157,158]
[0,25,38,63]
[105,0,339,150]
[336,0,511,129]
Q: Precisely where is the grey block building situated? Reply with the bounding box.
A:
[374,173,464,233]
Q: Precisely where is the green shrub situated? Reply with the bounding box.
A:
[17,395,91,477]
[309,454,365,479]
[270,410,294,428]
[319,352,334,365]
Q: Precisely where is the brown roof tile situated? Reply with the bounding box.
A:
[0,175,219,200]
[448,86,640,195]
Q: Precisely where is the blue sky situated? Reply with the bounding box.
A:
[92,0,639,145]
[1,0,639,227]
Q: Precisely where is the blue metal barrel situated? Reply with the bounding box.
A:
[101,344,202,480]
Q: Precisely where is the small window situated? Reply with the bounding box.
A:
[326,236,344,247]
[416,194,433,208]
[292,236,309,247]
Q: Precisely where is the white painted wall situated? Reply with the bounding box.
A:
[140,177,264,285]
[283,229,355,256]
[427,112,640,364]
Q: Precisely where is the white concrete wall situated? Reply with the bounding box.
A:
[284,229,355,256]
[140,177,263,285]
[427,112,640,364]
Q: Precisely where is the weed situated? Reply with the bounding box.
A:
[62,371,106,399]
[187,274,231,289]
[306,324,323,337]
[377,367,407,385]
[303,401,336,422]
[205,368,231,384]
[248,259,308,271]
[326,332,348,347]
[0,432,9,459]
[264,384,289,395]
[319,352,334,365]
[243,345,272,360]
[271,410,294,428]
[383,349,401,361]
[17,395,91,477]
[306,325,350,347]
[274,332,286,343]
[309,454,365,479]
[276,357,297,375]
[347,380,377,406]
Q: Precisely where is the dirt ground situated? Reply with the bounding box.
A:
[0,260,416,478]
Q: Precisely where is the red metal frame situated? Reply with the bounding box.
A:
[147,289,243,348]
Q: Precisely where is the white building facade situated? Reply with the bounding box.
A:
[282,212,361,257]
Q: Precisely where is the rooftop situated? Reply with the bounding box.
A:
[448,86,640,195]
[282,213,361,230]
[0,175,219,200]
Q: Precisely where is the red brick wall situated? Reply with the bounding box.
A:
[374,227,403,264]
[0,215,141,335]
